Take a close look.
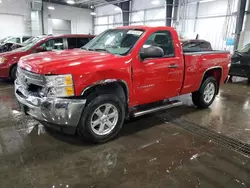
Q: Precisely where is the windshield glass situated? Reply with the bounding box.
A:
[16,36,46,51]
[239,43,250,53]
[0,37,9,43]
[83,29,144,55]
[21,37,36,46]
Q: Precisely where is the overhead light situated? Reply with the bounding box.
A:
[114,7,121,11]
[151,0,160,5]
[200,0,215,3]
[66,0,75,4]
[90,12,96,16]
[48,6,55,10]
[90,5,94,9]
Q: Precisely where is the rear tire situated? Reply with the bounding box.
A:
[192,77,217,108]
[10,65,17,81]
[229,75,233,82]
[77,94,125,143]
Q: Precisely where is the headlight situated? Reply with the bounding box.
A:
[0,57,6,64]
[45,74,74,97]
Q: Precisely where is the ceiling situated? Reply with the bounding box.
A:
[43,0,129,9]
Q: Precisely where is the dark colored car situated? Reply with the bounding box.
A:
[181,39,212,52]
[229,43,250,79]
[0,42,23,53]
[0,34,95,80]
[0,37,42,53]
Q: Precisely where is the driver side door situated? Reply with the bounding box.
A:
[132,30,183,105]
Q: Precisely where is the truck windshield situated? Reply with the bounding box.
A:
[16,36,45,52]
[0,37,10,43]
[83,29,144,55]
[239,43,250,53]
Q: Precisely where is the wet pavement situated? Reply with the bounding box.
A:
[0,78,249,188]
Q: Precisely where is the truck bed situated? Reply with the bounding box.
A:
[180,51,231,95]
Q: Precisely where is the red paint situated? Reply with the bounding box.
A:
[0,34,95,78]
[18,26,230,107]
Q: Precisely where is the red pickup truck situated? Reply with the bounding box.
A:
[0,34,94,80]
[15,26,230,143]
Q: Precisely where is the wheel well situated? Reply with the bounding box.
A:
[203,68,222,94]
[82,81,128,107]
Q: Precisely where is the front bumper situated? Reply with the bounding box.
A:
[15,80,86,134]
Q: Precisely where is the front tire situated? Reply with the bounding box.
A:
[192,77,217,108]
[10,65,17,81]
[77,94,125,143]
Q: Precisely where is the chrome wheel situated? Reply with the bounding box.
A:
[203,82,215,103]
[90,103,119,136]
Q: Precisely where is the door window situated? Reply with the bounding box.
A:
[142,31,175,57]
[200,42,212,50]
[40,38,64,51]
[67,37,77,49]
[239,44,250,53]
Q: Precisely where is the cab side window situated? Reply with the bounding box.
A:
[40,38,64,51]
[67,37,77,49]
[67,37,91,49]
[143,31,175,57]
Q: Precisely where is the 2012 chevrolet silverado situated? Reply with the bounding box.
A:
[15,26,231,143]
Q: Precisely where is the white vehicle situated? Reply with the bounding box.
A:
[0,36,32,44]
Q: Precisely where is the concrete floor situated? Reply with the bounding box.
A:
[0,78,249,188]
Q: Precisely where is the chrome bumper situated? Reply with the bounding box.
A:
[15,80,86,131]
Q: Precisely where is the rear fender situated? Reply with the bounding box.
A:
[199,66,222,94]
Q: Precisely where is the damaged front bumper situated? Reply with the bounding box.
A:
[15,80,86,134]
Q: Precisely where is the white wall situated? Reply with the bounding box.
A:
[239,0,250,49]
[94,4,123,34]
[0,0,31,38]
[131,0,165,11]
[178,0,238,51]
[130,0,165,26]
[43,2,93,34]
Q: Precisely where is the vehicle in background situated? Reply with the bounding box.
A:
[15,26,230,143]
[181,39,212,52]
[0,36,43,53]
[0,37,39,53]
[0,34,95,80]
[229,43,250,79]
[0,42,23,53]
[0,36,32,44]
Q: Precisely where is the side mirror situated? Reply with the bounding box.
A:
[35,46,46,53]
[140,46,164,60]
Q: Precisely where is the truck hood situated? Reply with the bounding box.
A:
[19,49,117,74]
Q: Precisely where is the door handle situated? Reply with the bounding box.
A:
[168,64,178,68]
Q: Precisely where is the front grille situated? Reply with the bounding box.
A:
[17,67,46,98]
[17,67,45,87]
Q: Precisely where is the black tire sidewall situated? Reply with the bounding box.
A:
[10,65,17,81]
[78,94,125,143]
[199,77,217,107]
